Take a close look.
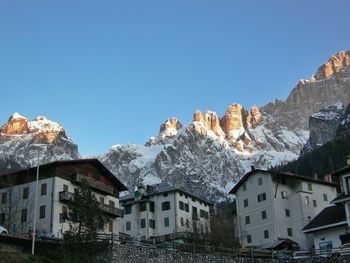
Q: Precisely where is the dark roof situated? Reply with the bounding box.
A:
[229,169,338,194]
[331,192,350,204]
[302,205,346,233]
[331,165,350,177]
[0,158,128,191]
[120,182,212,205]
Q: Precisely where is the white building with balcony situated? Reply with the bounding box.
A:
[119,182,212,242]
[229,169,338,250]
[0,159,127,237]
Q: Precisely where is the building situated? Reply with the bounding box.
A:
[0,159,127,237]
[119,182,212,242]
[302,158,350,249]
[229,169,338,250]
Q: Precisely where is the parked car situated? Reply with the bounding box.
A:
[0,225,8,234]
[27,229,60,242]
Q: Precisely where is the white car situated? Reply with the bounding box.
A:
[0,225,8,234]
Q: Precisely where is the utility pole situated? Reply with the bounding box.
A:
[31,148,40,255]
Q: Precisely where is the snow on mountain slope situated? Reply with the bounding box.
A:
[0,113,79,174]
[101,51,350,202]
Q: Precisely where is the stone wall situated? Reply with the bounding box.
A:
[106,244,348,263]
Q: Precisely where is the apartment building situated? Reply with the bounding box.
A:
[0,159,127,237]
[119,182,212,242]
[229,169,338,250]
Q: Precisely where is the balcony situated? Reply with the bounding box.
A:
[59,191,74,202]
[71,173,114,195]
[100,203,123,217]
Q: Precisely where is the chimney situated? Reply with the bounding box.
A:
[324,174,332,183]
[346,156,350,166]
[251,166,255,171]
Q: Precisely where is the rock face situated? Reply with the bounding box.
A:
[302,103,346,154]
[0,113,79,174]
[101,50,350,202]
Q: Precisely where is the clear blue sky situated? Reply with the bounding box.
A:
[0,0,349,156]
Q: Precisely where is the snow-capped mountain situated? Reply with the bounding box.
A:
[1,50,350,202]
[0,113,79,174]
[101,51,350,201]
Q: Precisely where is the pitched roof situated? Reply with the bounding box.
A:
[331,165,350,177]
[331,192,350,204]
[302,205,347,233]
[229,169,338,194]
[0,158,128,191]
[120,182,212,205]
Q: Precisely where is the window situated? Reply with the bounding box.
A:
[140,218,146,228]
[41,183,47,196]
[162,201,170,211]
[242,182,247,191]
[23,187,29,199]
[100,197,104,204]
[109,200,115,207]
[62,206,68,215]
[185,203,189,212]
[186,219,190,228]
[281,178,286,185]
[257,193,266,202]
[149,219,155,229]
[261,210,267,219]
[163,193,168,197]
[247,234,252,244]
[180,193,183,197]
[21,209,27,222]
[305,196,310,205]
[287,228,293,237]
[149,202,154,213]
[124,205,132,215]
[179,201,184,210]
[285,209,290,217]
[243,199,249,208]
[200,209,209,219]
[126,221,131,231]
[139,202,147,212]
[245,216,250,224]
[63,184,68,192]
[313,200,317,207]
[39,205,46,219]
[108,220,113,232]
[0,213,5,225]
[264,230,269,239]
[192,207,198,220]
[1,192,7,204]
[281,191,287,199]
[192,197,196,202]
[164,217,169,227]
[258,177,263,185]
[180,217,184,227]
[307,183,313,191]
[323,194,328,202]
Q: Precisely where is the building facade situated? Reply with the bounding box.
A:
[230,169,338,250]
[0,159,127,237]
[303,158,350,249]
[119,182,212,242]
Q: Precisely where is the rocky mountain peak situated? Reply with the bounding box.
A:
[0,113,79,174]
[315,50,350,80]
[159,117,182,138]
[192,110,224,136]
[247,105,262,128]
[220,103,244,137]
[1,112,29,135]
